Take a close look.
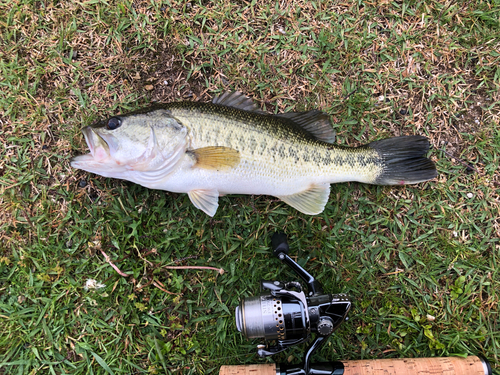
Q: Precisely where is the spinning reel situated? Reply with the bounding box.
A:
[235,233,351,374]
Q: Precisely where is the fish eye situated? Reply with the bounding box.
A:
[106,117,122,130]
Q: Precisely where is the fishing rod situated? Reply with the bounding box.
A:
[221,233,492,375]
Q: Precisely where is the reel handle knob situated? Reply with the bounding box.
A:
[317,317,335,336]
[271,232,289,256]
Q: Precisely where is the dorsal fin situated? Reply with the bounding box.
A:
[212,91,266,113]
[275,110,336,143]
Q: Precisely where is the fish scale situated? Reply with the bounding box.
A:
[71,91,437,216]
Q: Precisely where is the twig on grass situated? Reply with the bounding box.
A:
[100,249,130,277]
[343,88,357,100]
[165,265,225,275]
[152,280,177,295]
[440,147,480,174]
[135,280,152,292]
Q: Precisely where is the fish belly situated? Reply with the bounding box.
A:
[144,157,368,197]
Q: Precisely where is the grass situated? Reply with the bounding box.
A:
[1,0,499,374]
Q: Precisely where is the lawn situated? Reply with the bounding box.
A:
[1,0,499,374]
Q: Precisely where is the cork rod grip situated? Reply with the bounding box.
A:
[219,356,490,375]
[342,356,488,375]
[219,363,276,375]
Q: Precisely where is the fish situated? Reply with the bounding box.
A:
[71,91,437,216]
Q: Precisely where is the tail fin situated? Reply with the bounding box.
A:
[369,135,437,185]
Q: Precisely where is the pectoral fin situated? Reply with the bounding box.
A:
[277,184,330,215]
[192,146,240,170]
[188,189,219,216]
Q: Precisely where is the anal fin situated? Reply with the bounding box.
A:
[277,184,330,215]
[188,189,219,217]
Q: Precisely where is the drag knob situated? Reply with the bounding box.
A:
[317,318,334,336]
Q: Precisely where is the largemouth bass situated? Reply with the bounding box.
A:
[71,91,436,216]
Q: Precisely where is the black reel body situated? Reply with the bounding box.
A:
[235,233,351,362]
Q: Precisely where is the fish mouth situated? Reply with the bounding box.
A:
[70,127,124,175]
[83,126,111,161]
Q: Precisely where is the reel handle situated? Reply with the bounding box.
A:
[271,232,323,296]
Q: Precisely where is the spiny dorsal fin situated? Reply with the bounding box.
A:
[212,91,266,113]
[188,189,219,216]
[275,110,336,143]
[192,146,240,170]
[277,183,330,215]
